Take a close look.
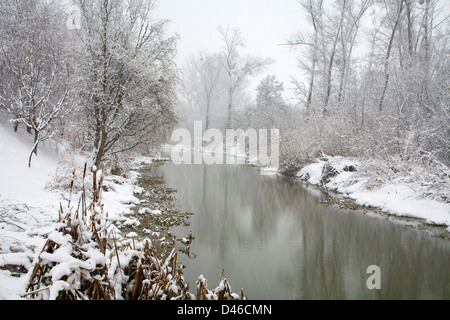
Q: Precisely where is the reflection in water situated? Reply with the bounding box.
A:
[158,162,449,299]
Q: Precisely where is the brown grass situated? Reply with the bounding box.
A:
[24,164,245,300]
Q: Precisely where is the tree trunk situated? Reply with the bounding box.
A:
[226,87,233,129]
[306,57,316,116]
[94,126,107,168]
[205,96,211,131]
[378,1,404,112]
[405,0,414,57]
[305,0,322,116]
[323,47,337,114]
[28,130,39,167]
[323,0,346,114]
[33,129,39,156]
[226,102,232,130]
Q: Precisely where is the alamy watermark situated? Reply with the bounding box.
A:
[170,121,279,174]
[366,265,381,290]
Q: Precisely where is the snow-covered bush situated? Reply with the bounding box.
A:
[279,112,357,174]
[196,271,245,300]
[45,160,92,197]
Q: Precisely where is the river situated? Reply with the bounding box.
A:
[147,159,449,299]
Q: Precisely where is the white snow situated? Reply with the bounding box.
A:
[0,123,142,299]
[297,157,450,227]
[297,162,323,185]
[0,124,61,209]
[126,232,138,238]
[0,124,63,299]
[164,138,266,167]
[138,207,162,216]
[150,209,162,216]
[49,280,69,300]
[101,179,140,217]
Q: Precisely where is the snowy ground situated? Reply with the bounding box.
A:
[0,124,144,299]
[0,124,62,299]
[296,156,450,230]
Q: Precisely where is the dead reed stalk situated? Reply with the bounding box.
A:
[24,164,245,300]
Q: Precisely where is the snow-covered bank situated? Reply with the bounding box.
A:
[165,138,257,164]
[296,156,450,230]
[0,124,61,299]
[0,124,142,299]
[0,125,61,208]
[0,126,244,299]
[163,140,278,175]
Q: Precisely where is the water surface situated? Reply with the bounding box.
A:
[155,161,449,299]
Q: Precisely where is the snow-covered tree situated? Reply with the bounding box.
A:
[73,0,178,168]
[254,75,287,129]
[0,0,73,167]
[282,0,449,170]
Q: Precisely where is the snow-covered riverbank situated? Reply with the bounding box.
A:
[167,140,450,230]
[0,124,143,299]
[167,140,450,228]
[296,156,450,230]
[0,124,240,300]
[1,122,449,299]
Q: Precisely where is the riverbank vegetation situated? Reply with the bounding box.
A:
[279,0,448,173]
[284,1,450,229]
[174,0,449,229]
[25,165,245,300]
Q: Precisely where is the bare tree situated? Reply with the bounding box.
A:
[336,0,374,105]
[181,52,224,131]
[287,0,324,116]
[377,0,404,112]
[218,26,272,129]
[281,0,449,170]
[288,0,372,115]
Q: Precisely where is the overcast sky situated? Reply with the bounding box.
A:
[155,0,307,101]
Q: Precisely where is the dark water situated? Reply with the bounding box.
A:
[154,161,449,299]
